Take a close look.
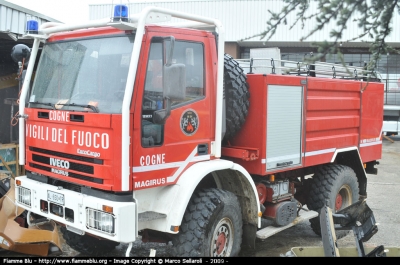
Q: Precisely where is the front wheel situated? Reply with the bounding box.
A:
[171,188,243,257]
[306,164,359,239]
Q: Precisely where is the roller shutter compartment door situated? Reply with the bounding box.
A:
[266,85,303,170]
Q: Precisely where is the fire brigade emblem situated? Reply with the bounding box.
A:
[180,109,199,136]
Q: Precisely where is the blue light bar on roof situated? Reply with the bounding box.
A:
[26,19,38,34]
[113,5,129,22]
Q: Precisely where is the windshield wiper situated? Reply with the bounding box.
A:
[29,101,55,109]
[56,103,99,113]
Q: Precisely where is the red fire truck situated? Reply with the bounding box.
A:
[14,5,383,257]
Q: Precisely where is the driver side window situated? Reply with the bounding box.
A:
[142,42,163,147]
[141,38,204,147]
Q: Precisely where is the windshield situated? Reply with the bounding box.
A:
[29,35,134,113]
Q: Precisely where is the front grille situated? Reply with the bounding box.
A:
[32,154,94,174]
[29,147,103,164]
[30,163,103,184]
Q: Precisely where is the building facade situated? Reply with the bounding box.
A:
[89,0,400,90]
[90,0,400,134]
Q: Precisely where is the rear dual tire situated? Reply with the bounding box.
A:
[306,164,359,239]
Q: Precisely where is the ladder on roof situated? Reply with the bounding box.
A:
[236,58,380,81]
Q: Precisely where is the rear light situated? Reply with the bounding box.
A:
[17,186,31,207]
[86,208,115,235]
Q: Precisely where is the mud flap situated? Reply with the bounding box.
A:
[242,223,257,249]
[0,173,62,256]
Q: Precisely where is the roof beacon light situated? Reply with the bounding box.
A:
[26,19,38,34]
[113,5,128,22]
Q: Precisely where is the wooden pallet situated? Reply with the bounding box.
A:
[0,143,23,177]
[382,133,395,143]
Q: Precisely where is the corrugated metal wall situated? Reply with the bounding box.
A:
[89,0,400,43]
[0,5,43,34]
[0,0,58,35]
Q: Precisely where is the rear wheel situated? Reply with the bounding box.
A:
[60,227,119,256]
[171,188,243,257]
[306,164,359,239]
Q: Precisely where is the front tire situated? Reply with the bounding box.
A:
[306,164,359,239]
[171,188,243,257]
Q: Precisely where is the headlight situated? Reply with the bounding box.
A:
[17,186,31,207]
[86,208,115,235]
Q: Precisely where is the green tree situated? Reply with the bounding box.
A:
[246,0,399,71]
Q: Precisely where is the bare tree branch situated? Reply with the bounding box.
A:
[242,0,400,71]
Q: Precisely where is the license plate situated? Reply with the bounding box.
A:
[47,190,65,205]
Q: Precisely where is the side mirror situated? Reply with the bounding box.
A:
[153,63,186,124]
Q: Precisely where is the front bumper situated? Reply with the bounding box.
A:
[15,176,136,243]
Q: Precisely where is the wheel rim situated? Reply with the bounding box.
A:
[335,184,352,211]
[211,217,234,257]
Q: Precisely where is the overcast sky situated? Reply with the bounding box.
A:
[6,0,145,24]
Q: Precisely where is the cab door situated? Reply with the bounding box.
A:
[132,32,213,190]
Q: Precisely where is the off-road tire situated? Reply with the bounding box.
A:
[223,54,250,141]
[60,227,119,256]
[171,188,243,257]
[306,164,359,239]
